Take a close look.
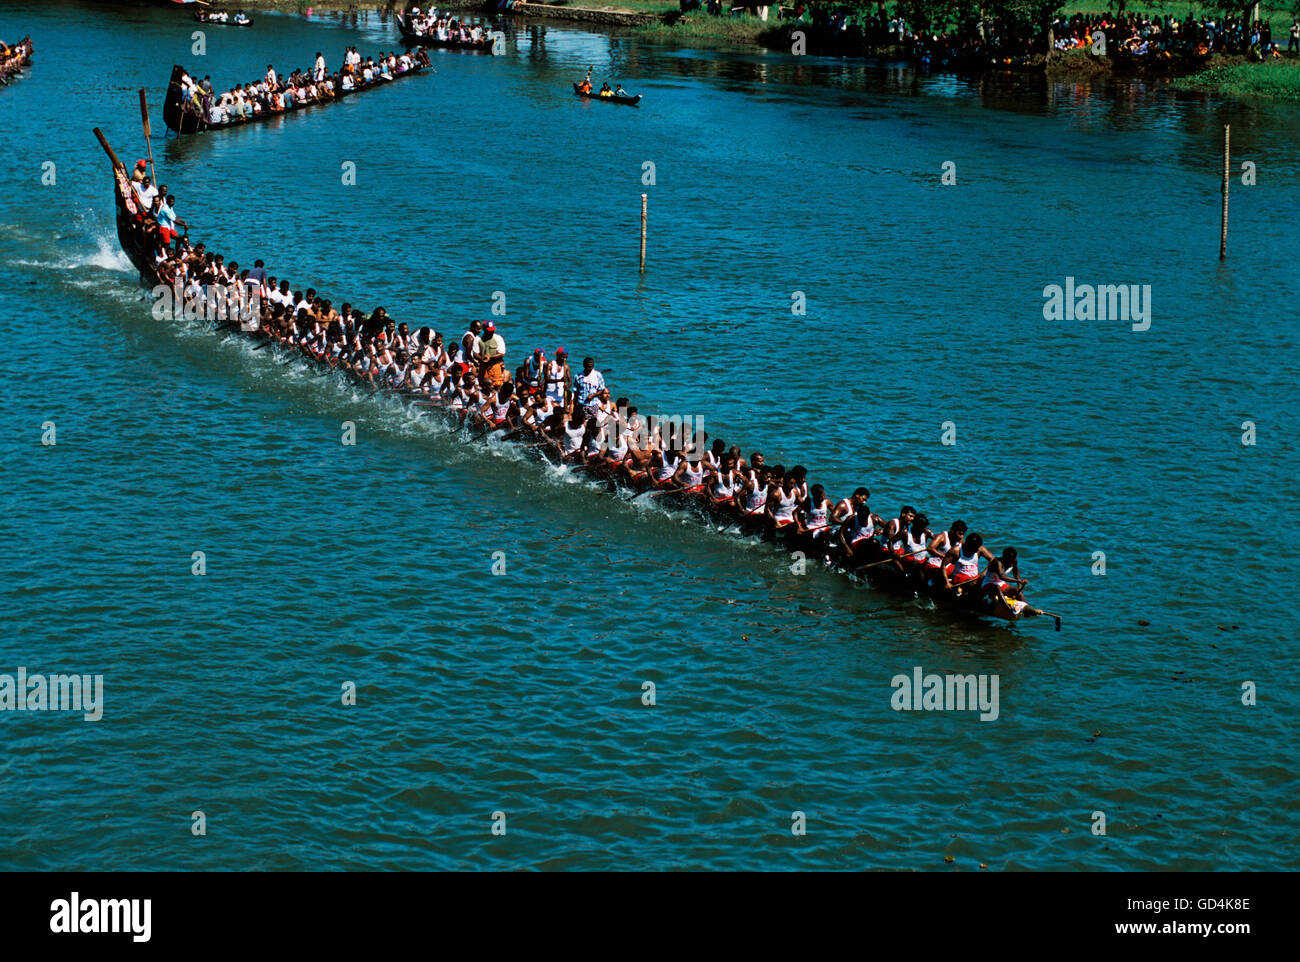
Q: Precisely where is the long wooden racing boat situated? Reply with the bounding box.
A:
[194,12,254,27]
[94,126,1058,631]
[162,56,428,135]
[572,83,641,106]
[0,36,33,85]
[396,14,496,52]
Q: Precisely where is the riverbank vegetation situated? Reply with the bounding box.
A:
[1171,55,1300,97]
[631,0,1300,98]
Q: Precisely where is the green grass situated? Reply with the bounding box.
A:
[635,14,775,45]
[1172,55,1300,97]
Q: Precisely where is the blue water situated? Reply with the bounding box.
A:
[0,0,1295,870]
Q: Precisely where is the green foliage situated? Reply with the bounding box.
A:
[1172,57,1300,97]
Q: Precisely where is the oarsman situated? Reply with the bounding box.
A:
[765,472,799,541]
[409,326,432,360]
[796,483,834,557]
[459,319,482,373]
[131,159,147,184]
[587,387,616,427]
[709,453,739,509]
[885,505,916,555]
[702,438,727,471]
[621,406,653,474]
[523,393,555,432]
[938,533,996,590]
[736,457,770,530]
[982,547,1029,612]
[476,321,506,389]
[786,465,809,503]
[600,414,631,471]
[926,520,967,577]
[518,348,545,397]
[672,449,707,494]
[897,513,934,575]
[559,408,588,461]
[478,383,516,432]
[650,446,680,490]
[581,418,607,465]
[544,347,570,409]
[838,500,886,568]
[832,487,870,526]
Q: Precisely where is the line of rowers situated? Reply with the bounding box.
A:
[138,229,1034,615]
[405,7,495,46]
[174,46,430,126]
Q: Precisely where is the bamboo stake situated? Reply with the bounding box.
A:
[639,193,647,272]
[1220,124,1230,261]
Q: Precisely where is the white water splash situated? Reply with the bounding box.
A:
[10,235,133,273]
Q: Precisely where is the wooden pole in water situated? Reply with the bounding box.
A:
[1220,124,1230,261]
[639,193,647,272]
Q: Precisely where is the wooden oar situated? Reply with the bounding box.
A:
[1031,608,1063,631]
[138,89,157,185]
[849,555,903,573]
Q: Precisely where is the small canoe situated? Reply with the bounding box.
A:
[0,36,33,85]
[572,83,641,106]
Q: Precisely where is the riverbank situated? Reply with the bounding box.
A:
[201,1,1300,100]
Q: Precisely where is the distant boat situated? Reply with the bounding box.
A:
[572,83,641,106]
[195,11,254,27]
[396,14,497,53]
[162,56,429,135]
[0,36,34,86]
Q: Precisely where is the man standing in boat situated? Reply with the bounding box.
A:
[460,320,482,374]
[545,348,571,412]
[477,322,506,389]
[573,357,606,418]
[313,52,326,83]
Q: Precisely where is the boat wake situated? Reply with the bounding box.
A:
[7,233,134,274]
